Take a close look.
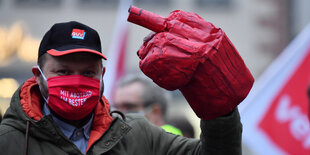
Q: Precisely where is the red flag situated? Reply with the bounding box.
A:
[240,23,310,155]
[103,0,131,103]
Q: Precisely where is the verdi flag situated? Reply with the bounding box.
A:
[240,23,310,155]
[103,0,132,103]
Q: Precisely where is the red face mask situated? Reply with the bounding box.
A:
[38,67,101,120]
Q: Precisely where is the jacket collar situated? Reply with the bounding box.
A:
[88,117,132,154]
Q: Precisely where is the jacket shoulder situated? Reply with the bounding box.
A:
[111,113,163,138]
[122,113,157,129]
[124,113,148,122]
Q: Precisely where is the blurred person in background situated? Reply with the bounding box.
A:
[113,73,183,136]
[167,115,195,138]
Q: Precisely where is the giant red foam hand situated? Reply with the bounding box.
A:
[128,6,254,120]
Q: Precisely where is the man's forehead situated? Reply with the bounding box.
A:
[44,52,102,68]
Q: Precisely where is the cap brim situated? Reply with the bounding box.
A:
[47,48,107,60]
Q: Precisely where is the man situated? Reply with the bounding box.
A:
[113,74,183,136]
[0,21,245,155]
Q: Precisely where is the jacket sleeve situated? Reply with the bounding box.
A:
[200,108,242,155]
[145,108,242,155]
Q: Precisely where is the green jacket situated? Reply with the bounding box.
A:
[0,77,242,155]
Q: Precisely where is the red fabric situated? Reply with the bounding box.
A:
[47,49,107,60]
[86,96,113,151]
[131,9,254,120]
[47,75,100,120]
[127,6,166,33]
[20,77,43,121]
[19,77,113,152]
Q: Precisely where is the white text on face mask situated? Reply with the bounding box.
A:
[59,90,92,107]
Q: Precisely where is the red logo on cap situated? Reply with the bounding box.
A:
[71,29,86,39]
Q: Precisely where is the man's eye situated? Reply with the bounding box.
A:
[84,71,95,77]
[124,103,140,110]
[57,70,69,75]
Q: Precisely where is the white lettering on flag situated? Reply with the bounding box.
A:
[275,94,310,148]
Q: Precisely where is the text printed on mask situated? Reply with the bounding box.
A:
[60,90,92,106]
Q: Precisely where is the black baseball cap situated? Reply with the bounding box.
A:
[38,21,107,60]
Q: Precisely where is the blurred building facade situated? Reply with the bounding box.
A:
[0,0,309,154]
[1,0,309,81]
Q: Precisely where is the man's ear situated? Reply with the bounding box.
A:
[102,67,106,77]
[32,66,41,84]
[99,67,106,95]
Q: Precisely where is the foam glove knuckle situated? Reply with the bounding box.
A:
[138,32,204,90]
